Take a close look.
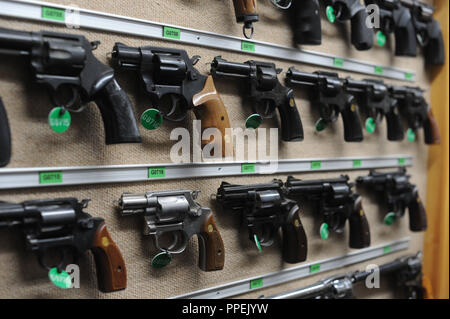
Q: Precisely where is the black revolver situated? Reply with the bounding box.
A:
[118,190,225,271]
[356,168,427,231]
[285,175,370,249]
[111,43,233,157]
[215,180,307,263]
[0,97,11,167]
[0,27,141,145]
[0,198,127,292]
[211,56,304,142]
[345,78,404,141]
[323,0,374,50]
[286,68,363,142]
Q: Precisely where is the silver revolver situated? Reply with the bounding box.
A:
[118,190,225,271]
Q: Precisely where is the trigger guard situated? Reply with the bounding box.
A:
[38,248,69,272]
[50,85,80,111]
[154,231,188,255]
[258,224,275,247]
[319,105,338,123]
[255,100,276,119]
[160,94,188,122]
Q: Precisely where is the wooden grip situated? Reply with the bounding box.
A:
[424,107,441,145]
[197,213,225,271]
[232,0,257,20]
[91,222,127,292]
[193,76,233,157]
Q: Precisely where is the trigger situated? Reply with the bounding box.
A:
[165,95,180,118]
[191,55,201,66]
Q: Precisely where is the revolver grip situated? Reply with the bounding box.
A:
[408,188,427,232]
[193,76,233,157]
[0,98,11,167]
[424,20,445,65]
[423,107,441,145]
[341,100,363,142]
[385,109,405,141]
[282,205,308,263]
[91,222,127,292]
[393,13,417,57]
[278,89,304,142]
[290,0,322,45]
[348,196,371,249]
[94,79,142,145]
[197,213,225,271]
[350,9,373,50]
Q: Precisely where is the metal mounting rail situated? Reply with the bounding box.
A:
[0,155,412,190]
[0,0,415,81]
[171,238,410,299]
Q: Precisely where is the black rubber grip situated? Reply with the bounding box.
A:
[393,9,417,57]
[385,109,405,141]
[348,196,371,249]
[341,98,363,142]
[0,98,11,167]
[94,79,142,145]
[278,89,304,142]
[290,0,322,45]
[424,19,445,65]
[282,204,308,263]
[350,9,373,50]
[408,188,427,232]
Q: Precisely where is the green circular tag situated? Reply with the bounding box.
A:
[384,212,397,226]
[315,118,328,132]
[376,31,387,47]
[141,109,163,130]
[254,234,262,253]
[365,117,376,134]
[48,267,72,289]
[151,251,172,269]
[326,6,336,23]
[245,114,263,130]
[48,107,71,133]
[320,223,329,240]
[407,128,416,142]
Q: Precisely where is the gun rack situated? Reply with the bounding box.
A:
[172,237,410,299]
[0,0,416,81]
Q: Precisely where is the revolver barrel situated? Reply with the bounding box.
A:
[111,43,142,69]
[118,193,149,215]
[286,68,319,86]
[211,56,251,77]
[0,28,34,53]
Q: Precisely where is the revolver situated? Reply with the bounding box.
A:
[356,168,427,231]
[118,190,225,271]
[0,27,141,145]
[0,198,127,292]
[285,175,371,249]
[211,56,304,142]
[0,97,11,167]
[286,68,363,142]
[215,180,308,263]
[111,43,233,157]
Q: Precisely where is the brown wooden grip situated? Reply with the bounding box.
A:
[232,0,258,21]
[193,76,233,157]
[424,107,441,145]
[91,222,127,292]
[197,213,225,271]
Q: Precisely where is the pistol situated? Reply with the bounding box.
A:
[0,97,11,167]
[0,198,127,292]
[118,190,225,271]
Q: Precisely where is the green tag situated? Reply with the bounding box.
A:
[241,163,256,173]
[311,161,322,170]
[245,114,262,129]
[250,278,264,290]
[48,268,72,289]
[398,158,406,166]
[405,72,413,81]
[241,41,255,52]
[42,6,65,21]
[376,31,387,47]
[365,117,376,134]
[48,107,71,133]
[163,26,181,39]
[253,234,262,252]
[353,160,362,168]
[375,66,384,75]
[39,171,63,185]
[407,128,416,142]
[148,167,166,178]
[310,264,321,274]
[319,223,329,240]
[141,109,163,130]
[333,58,344,68]
[326,6,336,23]
[315,118,328,132]
[383,245,392,254]
[152,252,172,269]
[384,212,397,226]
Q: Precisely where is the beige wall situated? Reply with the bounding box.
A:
[0,0,433,298]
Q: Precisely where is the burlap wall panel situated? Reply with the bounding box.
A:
[0,0,433,298]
